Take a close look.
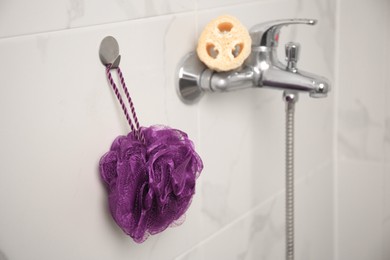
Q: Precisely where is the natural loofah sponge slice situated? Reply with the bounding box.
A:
[197,15,252,72]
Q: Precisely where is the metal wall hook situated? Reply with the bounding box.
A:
[99,36,121,68]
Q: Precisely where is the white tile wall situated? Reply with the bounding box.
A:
[385,2,390,256]
[337,161,383,260]
[337,0,388,162]
[0,0,197,38]
[4,0,389,259]
[177,162,334,260]
[336,0,390,259]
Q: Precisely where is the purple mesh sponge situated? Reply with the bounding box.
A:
[99,125,203,243]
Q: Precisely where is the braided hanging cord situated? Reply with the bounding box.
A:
[105,65,136,133]
[105,64,144,143]
[116,66,145,143]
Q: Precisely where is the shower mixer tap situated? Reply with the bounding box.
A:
[176,18,330,103]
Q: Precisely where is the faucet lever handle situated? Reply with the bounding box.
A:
[249,18,316,48]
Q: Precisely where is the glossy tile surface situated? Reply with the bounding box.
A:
[6,0,385,258]
[337,161,383,260]
[0,0,196,38]
[336,0,390,259]
[0,13,204,260]
[177,163,334,260]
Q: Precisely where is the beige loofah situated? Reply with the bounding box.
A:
[196,15,252,72]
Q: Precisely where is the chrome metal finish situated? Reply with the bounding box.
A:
[283,91,299,104]
[285,42,300,72]
[176,18,330,103]
[175,52,206,104]
[250,19,316,48]
[284,92,296,260]
[210,67,255,92]
[99,36,121,68]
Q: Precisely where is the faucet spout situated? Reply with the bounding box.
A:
[262,67,330,98]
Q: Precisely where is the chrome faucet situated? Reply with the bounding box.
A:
[176,18,330,104]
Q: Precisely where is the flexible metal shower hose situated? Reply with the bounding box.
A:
[285,100,295,260]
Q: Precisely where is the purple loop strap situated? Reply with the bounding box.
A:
[116,67,145,143]
[105,65,136,133]
[105,64,145,143]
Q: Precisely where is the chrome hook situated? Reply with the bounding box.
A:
[99,36,121,68]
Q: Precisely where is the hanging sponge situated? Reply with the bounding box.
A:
[197,15,252,72]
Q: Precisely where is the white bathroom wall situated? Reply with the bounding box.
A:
[0,0,335,260]
[336,0,390,259]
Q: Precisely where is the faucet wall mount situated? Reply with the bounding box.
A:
[176,18,331,104]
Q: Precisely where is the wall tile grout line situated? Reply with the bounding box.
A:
[333,0,340,258]
[0,0,272,41]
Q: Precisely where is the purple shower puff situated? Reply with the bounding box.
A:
[99,125,203,243]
